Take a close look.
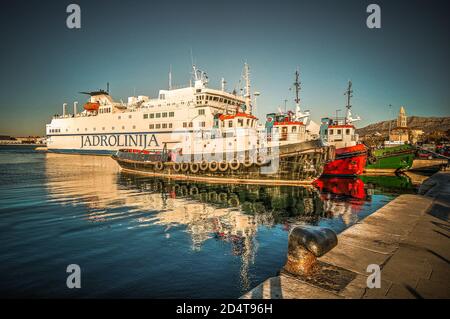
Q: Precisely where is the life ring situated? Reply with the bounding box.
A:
[243,158,253,168]
[190,162,200,174]
[218,160,229,172]
[209,161,219,172]
[154,161,164,170]
[229,158,240,171]
[199,160,209,171]
[181,162,189,172]
[173,162,181,172]
[256,155,266,166]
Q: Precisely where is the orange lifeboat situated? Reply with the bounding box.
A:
[84,102,100,111]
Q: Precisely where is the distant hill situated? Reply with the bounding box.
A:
[356,116,450,137]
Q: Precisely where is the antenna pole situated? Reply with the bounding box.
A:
[244,62,251,114]
[169,65,172,90]
[344,80,353,123]
[294,68,301,117]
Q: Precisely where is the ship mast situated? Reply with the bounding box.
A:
[343,80,360,124]
[294,68,301,119]
[244,62,251,114]
[344,80,353,124]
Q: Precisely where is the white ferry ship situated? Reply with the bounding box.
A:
[46,64,254,155]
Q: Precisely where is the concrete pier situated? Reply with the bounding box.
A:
[241,171,450,299]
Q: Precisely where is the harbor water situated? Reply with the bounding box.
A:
[0,145,418,298]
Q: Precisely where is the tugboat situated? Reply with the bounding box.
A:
[319,81,368,176]
[112,65,335,185]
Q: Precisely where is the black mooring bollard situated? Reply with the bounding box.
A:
[284,225,338,276]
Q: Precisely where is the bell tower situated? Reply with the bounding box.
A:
[397,106,407,128]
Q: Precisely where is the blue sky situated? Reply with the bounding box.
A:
[0,0,449,136]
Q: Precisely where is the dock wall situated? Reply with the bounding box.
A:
[241,171,450,299]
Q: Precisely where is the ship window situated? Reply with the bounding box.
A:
[219,98,223,102]
[156,124,161,129]
[66,129,68,132]
[143,114,148,119]
[228,121,233,128]
[149,124,154,129]
[150,113,154,119]
[160,94,165,100]
[162,123,167,128]
[189,122,193,128]
[112,127,115,130]
[337,129,342,135]
[156,113,161,118]
[292,126,297,132]
[329,129,333,135]
[200,122,206,127]
[93,128,96,131]
[169,123,173,128]
[128,115,132,119]
[198,109,205,115]
[162,112,167,118]
[247,119,250,126]
[77,128,79,132]
[196,89,201,93]
[169,112,174,117]
[183,122,187,128]
[238,119,244,127]
[346,129,350,135]
[122,126,125,130]
[118,116,121,119]
[85,128,88,131]
[102,127,105,131]
[133,125,136,129]
[213,97,219,101]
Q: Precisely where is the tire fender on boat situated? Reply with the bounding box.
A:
[181,162,189,172]
[173,162,181,172]
[190,162,200,174]
[229,158,240,171]
[243,158,253,168]
[155,161,164,170]
[256,155,266,166]
[199,160,209,171]
[218,160,229,172]
[209,161,219,172]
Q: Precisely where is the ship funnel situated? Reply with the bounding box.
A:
[63,103,67,117]
[73,101,78,116]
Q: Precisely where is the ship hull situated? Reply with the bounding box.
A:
[322,144,367,176]
[112,140,334,184]
[365,144,415,172]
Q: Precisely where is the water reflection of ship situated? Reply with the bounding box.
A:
[313,177,370,226]
[360,174,415,195]
[44,153,327,291]
[117,173,326,291]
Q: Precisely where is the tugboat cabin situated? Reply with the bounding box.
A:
[320,117,358,149]
[265,111,306,143]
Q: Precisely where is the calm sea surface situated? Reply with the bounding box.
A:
[0,145,416,298]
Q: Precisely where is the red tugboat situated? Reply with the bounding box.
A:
[320,81,367,176]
